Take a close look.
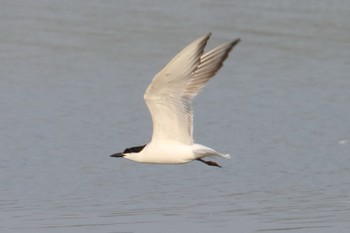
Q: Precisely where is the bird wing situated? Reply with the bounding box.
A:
[144,33,240,144]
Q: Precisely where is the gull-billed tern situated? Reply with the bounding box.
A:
[110,33,240,167]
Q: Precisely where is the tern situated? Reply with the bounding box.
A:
[110,33,240,167]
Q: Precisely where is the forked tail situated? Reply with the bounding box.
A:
[193,144,231,159]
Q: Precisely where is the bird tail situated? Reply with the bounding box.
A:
[193,144,231,159]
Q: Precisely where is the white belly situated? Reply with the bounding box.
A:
[128,141,196,164]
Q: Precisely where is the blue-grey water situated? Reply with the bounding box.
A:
[1,0,350,232]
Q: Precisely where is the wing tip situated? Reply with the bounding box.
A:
[225,38,241,55]
[232,38,241,46]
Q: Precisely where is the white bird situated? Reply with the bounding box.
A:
[110,33,240,167]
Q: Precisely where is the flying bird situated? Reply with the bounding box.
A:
[110,33,240,167]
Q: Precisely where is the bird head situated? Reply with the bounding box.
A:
[110,144,146,160]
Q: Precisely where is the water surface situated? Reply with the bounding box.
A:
[1,0,350,232]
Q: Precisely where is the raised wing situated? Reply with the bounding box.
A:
[144,33,240,144]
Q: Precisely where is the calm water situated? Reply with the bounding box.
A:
[1,0,350,232]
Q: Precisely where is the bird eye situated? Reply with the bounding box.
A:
[123,148,131,153]
[123,145,146,154]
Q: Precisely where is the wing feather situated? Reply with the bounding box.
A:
[185,38,241,97]
[144,34,240,144]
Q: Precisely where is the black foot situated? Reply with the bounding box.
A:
[197,158,222,168]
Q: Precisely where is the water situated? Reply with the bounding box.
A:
[1,0,350,232]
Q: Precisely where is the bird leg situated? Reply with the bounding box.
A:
[196,158,222,168]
